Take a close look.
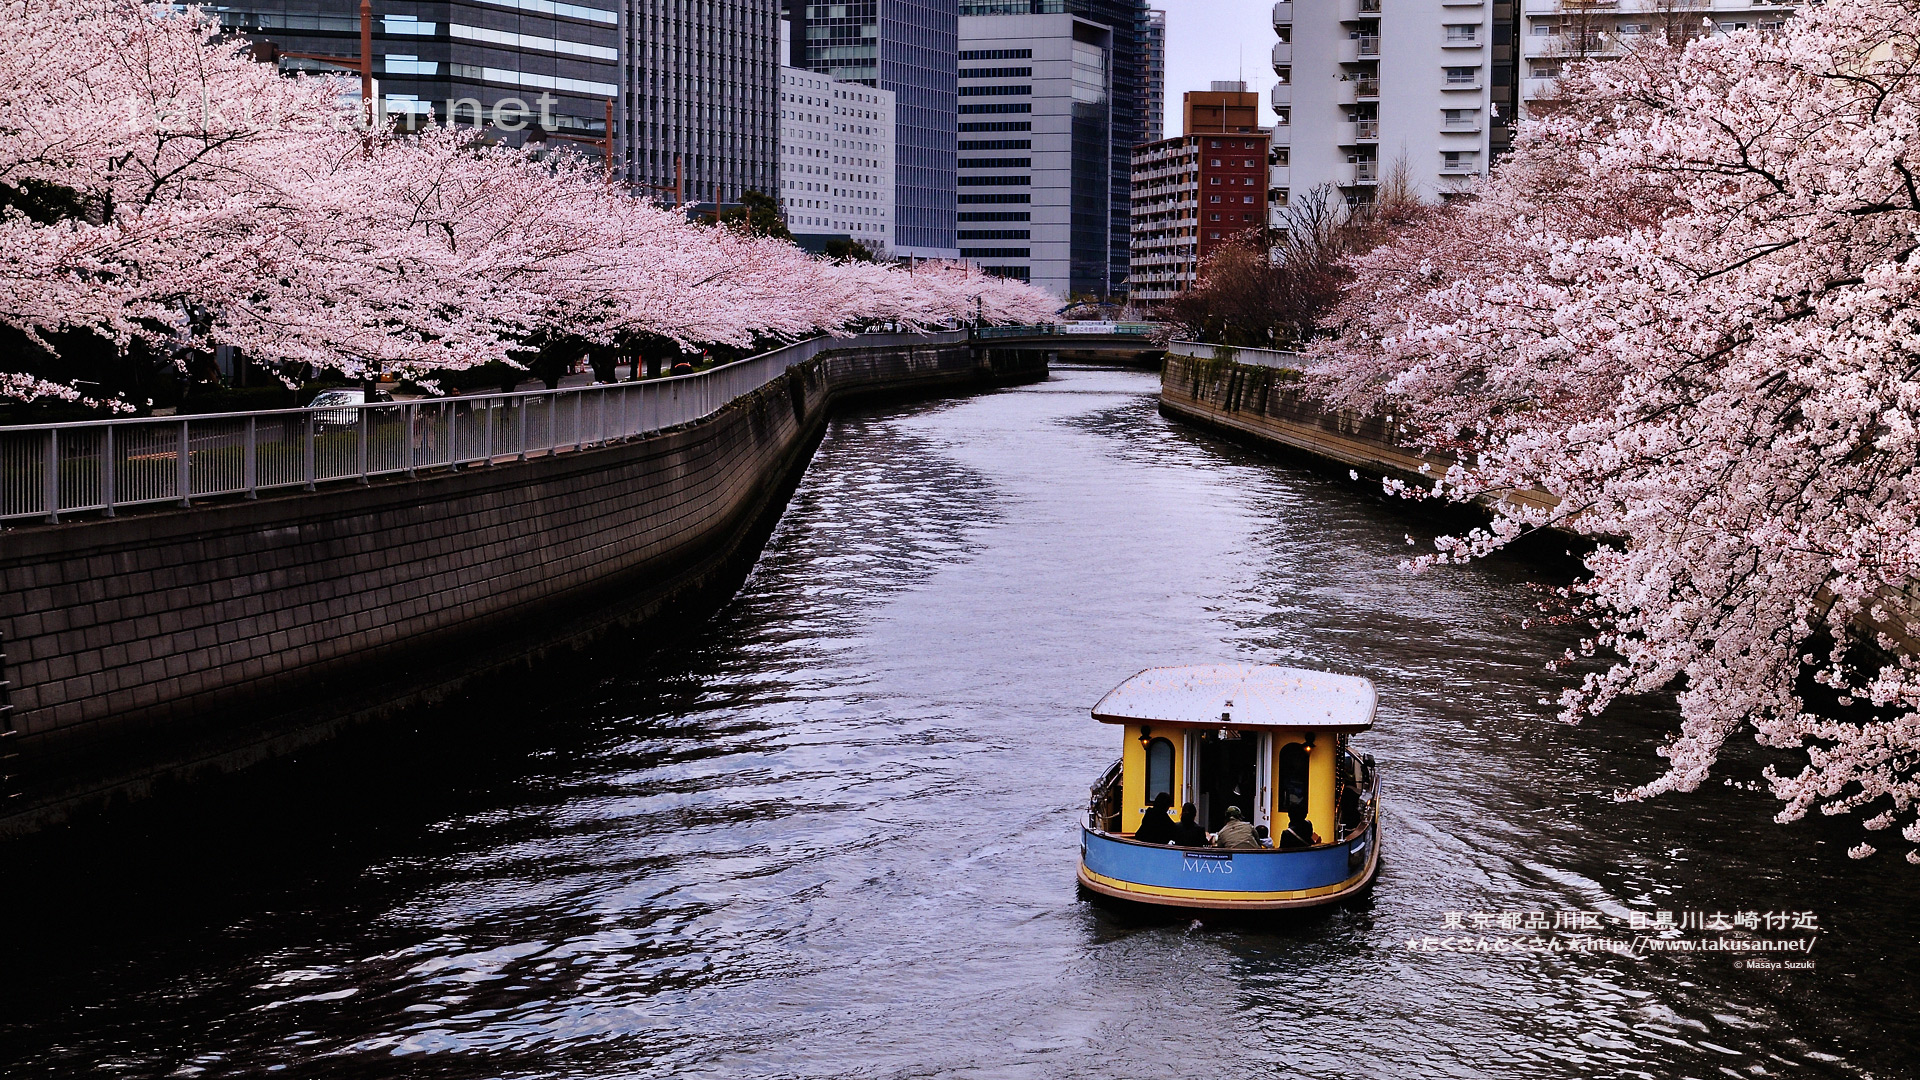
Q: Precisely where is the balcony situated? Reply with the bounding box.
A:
[1270,82,1292,108]
[1268,166,1289,188]
[1339,34,1381,62]
[1270,122,1290,146]
[1343,160,1379,186]
[1338,75,1380,102]
[1341,119,1380,144]
[1340,0,1381,20]
[1272,40,1292,68]
[1272,1,1292,26]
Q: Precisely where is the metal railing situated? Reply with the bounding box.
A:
[973,322,1160,339]
[0,329,967,524]
[1166,340,1305,370]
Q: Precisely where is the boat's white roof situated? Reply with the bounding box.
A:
[1092,664,1377,730]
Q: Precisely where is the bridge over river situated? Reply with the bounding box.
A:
[0,359,1913,1078]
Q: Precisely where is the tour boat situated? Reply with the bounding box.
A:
[1077,664,1382,911]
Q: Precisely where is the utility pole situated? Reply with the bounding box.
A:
[358,0,372,128]
[542,97,618,182]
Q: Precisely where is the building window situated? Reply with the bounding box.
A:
[1445,24,1478,42]
[1446,67,1479,85]
[1442,150,1479,171]
[1209,195,1220,203]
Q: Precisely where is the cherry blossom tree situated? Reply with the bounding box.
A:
[1312,1,1920,860]
[0,0,1055,409]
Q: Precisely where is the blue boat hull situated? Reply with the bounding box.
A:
[1077,821,1380,910]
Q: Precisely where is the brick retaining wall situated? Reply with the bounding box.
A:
[0,339,1044,832]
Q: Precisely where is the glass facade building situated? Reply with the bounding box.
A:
[788,0,958,257]
[213,0,619,144]
[958,0,1146,295]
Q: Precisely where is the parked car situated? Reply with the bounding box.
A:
[309,387,392,428]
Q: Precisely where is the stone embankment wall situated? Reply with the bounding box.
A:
[1158,352,1554,516]
[1160,351,1920,656]
[0,340,1044,832]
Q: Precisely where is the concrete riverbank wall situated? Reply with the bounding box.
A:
[1157,351,1555,517]
[0,339,1046,832]
[1159,351,1920,655]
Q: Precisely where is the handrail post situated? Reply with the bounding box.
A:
[43,428,58,524]
[405,402,417,477]
[244,416,257,498]
[548,388,557,454]
[303,412,315,491]
[574,391,584,451]
[177,419,192,507]
[102,424,115,517]
[483,398,494,463]
[447,401,458,470]
[517,395,528,460]
[358,404,370,484]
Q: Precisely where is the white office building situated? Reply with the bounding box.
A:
[778,66,896,252]
[1269,0,1503,220]
[956,12,1115,297]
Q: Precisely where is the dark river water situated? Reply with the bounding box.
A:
[3,365,1916,1079]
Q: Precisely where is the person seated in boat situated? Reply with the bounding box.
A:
[1279,814,1321,849]
[1174,802,1209,847]
[1254,824,1273,848]
[1211,806,1259,849]
[1134,791,1179,844]
[1338,754,1364,834]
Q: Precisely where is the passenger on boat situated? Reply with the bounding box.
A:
[1174,803,1209,847]
[1135,792,1179,844]
[1279,815,1320,849]
[1211,806,1260,849]
[1253,825,1272,848]
[1338,754,1363,834]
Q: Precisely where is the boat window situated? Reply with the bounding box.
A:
[1279,740,1310,822]
[1145,738,1175,805]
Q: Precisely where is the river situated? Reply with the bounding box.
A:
[2,365,1913,1079]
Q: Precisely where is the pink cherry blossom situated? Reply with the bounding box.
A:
[0,0,1055,408]
[1311,0,1920,860]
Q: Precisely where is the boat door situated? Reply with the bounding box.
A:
[1196,730,1260,832]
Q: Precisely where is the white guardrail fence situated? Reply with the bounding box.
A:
[1164,340,1305,369]
[0,329,968,525]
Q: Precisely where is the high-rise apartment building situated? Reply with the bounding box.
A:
[786,0,960,259]
[954,11,1113,295]
[622,1,779,206]
[779,66,897,250]
[1128,85,1267,304]
[1517,0,1791,115]
[222,0,619,143]
[1142,8,1166,142]
[1270,0,1514,220]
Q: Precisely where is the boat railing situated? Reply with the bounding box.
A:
[1088,758,1123,832]
[1087,757,1379,851]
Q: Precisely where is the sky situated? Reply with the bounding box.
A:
[1156,0,1282,141]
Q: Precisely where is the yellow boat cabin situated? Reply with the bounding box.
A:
[1078,663,1382,910]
